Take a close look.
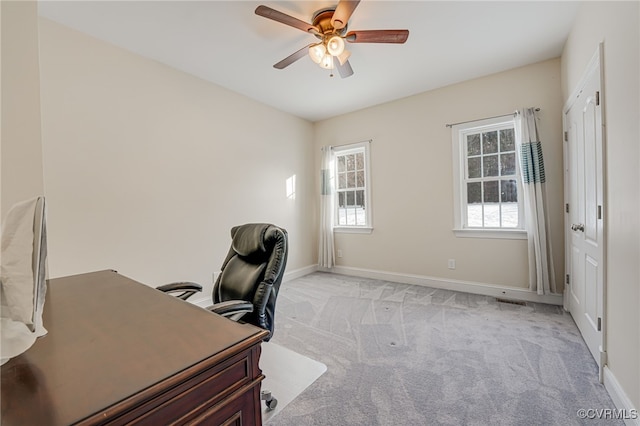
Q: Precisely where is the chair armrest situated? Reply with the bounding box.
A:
[208,300,254,321]
[156,282,203,300]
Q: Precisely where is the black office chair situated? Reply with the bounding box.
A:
[157,223,288,410]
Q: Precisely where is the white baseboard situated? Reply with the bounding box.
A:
[327,265,564,305]
[603,366,640,426]
[192,263,562,307]
[284,264,318,282]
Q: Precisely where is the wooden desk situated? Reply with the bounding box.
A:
[1,270,269,425]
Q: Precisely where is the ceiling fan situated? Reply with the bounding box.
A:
[255,1,409,78]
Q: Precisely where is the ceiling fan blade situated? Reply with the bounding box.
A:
[274,44,311,69]
[346,29,409,44]
[336,59,354,78]
[255,5,320,35]
[331,0,361,30]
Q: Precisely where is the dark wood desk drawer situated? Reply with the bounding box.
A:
[108,345,263,425]
[187,382,259,426]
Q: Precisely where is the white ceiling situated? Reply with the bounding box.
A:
[38,1,580,122]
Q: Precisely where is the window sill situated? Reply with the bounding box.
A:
[453,228,526,240]
[334,226,373,234]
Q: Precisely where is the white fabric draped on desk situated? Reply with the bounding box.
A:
[1,197,48,365]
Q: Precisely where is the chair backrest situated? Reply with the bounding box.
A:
[213,223,288,341]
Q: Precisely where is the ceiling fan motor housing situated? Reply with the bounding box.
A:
[312,8,348,38]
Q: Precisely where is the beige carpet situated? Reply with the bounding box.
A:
[260,341,327,423]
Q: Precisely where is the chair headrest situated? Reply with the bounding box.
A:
[231,223,271,257]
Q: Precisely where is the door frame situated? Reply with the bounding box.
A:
[562,43,607,381]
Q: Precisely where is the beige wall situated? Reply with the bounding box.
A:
[561,0,640,410]
[315,58,565,292]
[1,1,44,220]
[38,19,316,295]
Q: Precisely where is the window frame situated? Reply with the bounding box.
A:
[451,116,526,239]
[333,140,373,234]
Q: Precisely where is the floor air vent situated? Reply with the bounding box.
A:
[495,298,527,306]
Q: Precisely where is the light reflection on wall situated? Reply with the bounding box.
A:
[286,175,296,200]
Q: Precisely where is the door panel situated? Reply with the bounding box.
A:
[583,96,598,244]
[564,46,605,372]
[585,255,598,329]
[570,246,583,305]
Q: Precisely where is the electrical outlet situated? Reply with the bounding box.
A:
[337,249,343,258]
[448,259,456,270]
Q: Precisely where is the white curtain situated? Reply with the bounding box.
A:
[515,108,556,295]
[318,146,335,268]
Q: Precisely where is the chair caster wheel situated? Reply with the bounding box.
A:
[266,397,278,410]
[261,390,278,411]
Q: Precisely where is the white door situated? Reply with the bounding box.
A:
[563,46,605,376]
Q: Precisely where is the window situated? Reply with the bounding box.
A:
[451,117,524,238]
[333,141,372,233]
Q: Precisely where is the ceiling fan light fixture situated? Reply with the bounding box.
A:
[320,53,334,70]
[326,35,345,56]
[309,43,326,64]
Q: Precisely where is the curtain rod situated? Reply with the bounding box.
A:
[445,108,540,128]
